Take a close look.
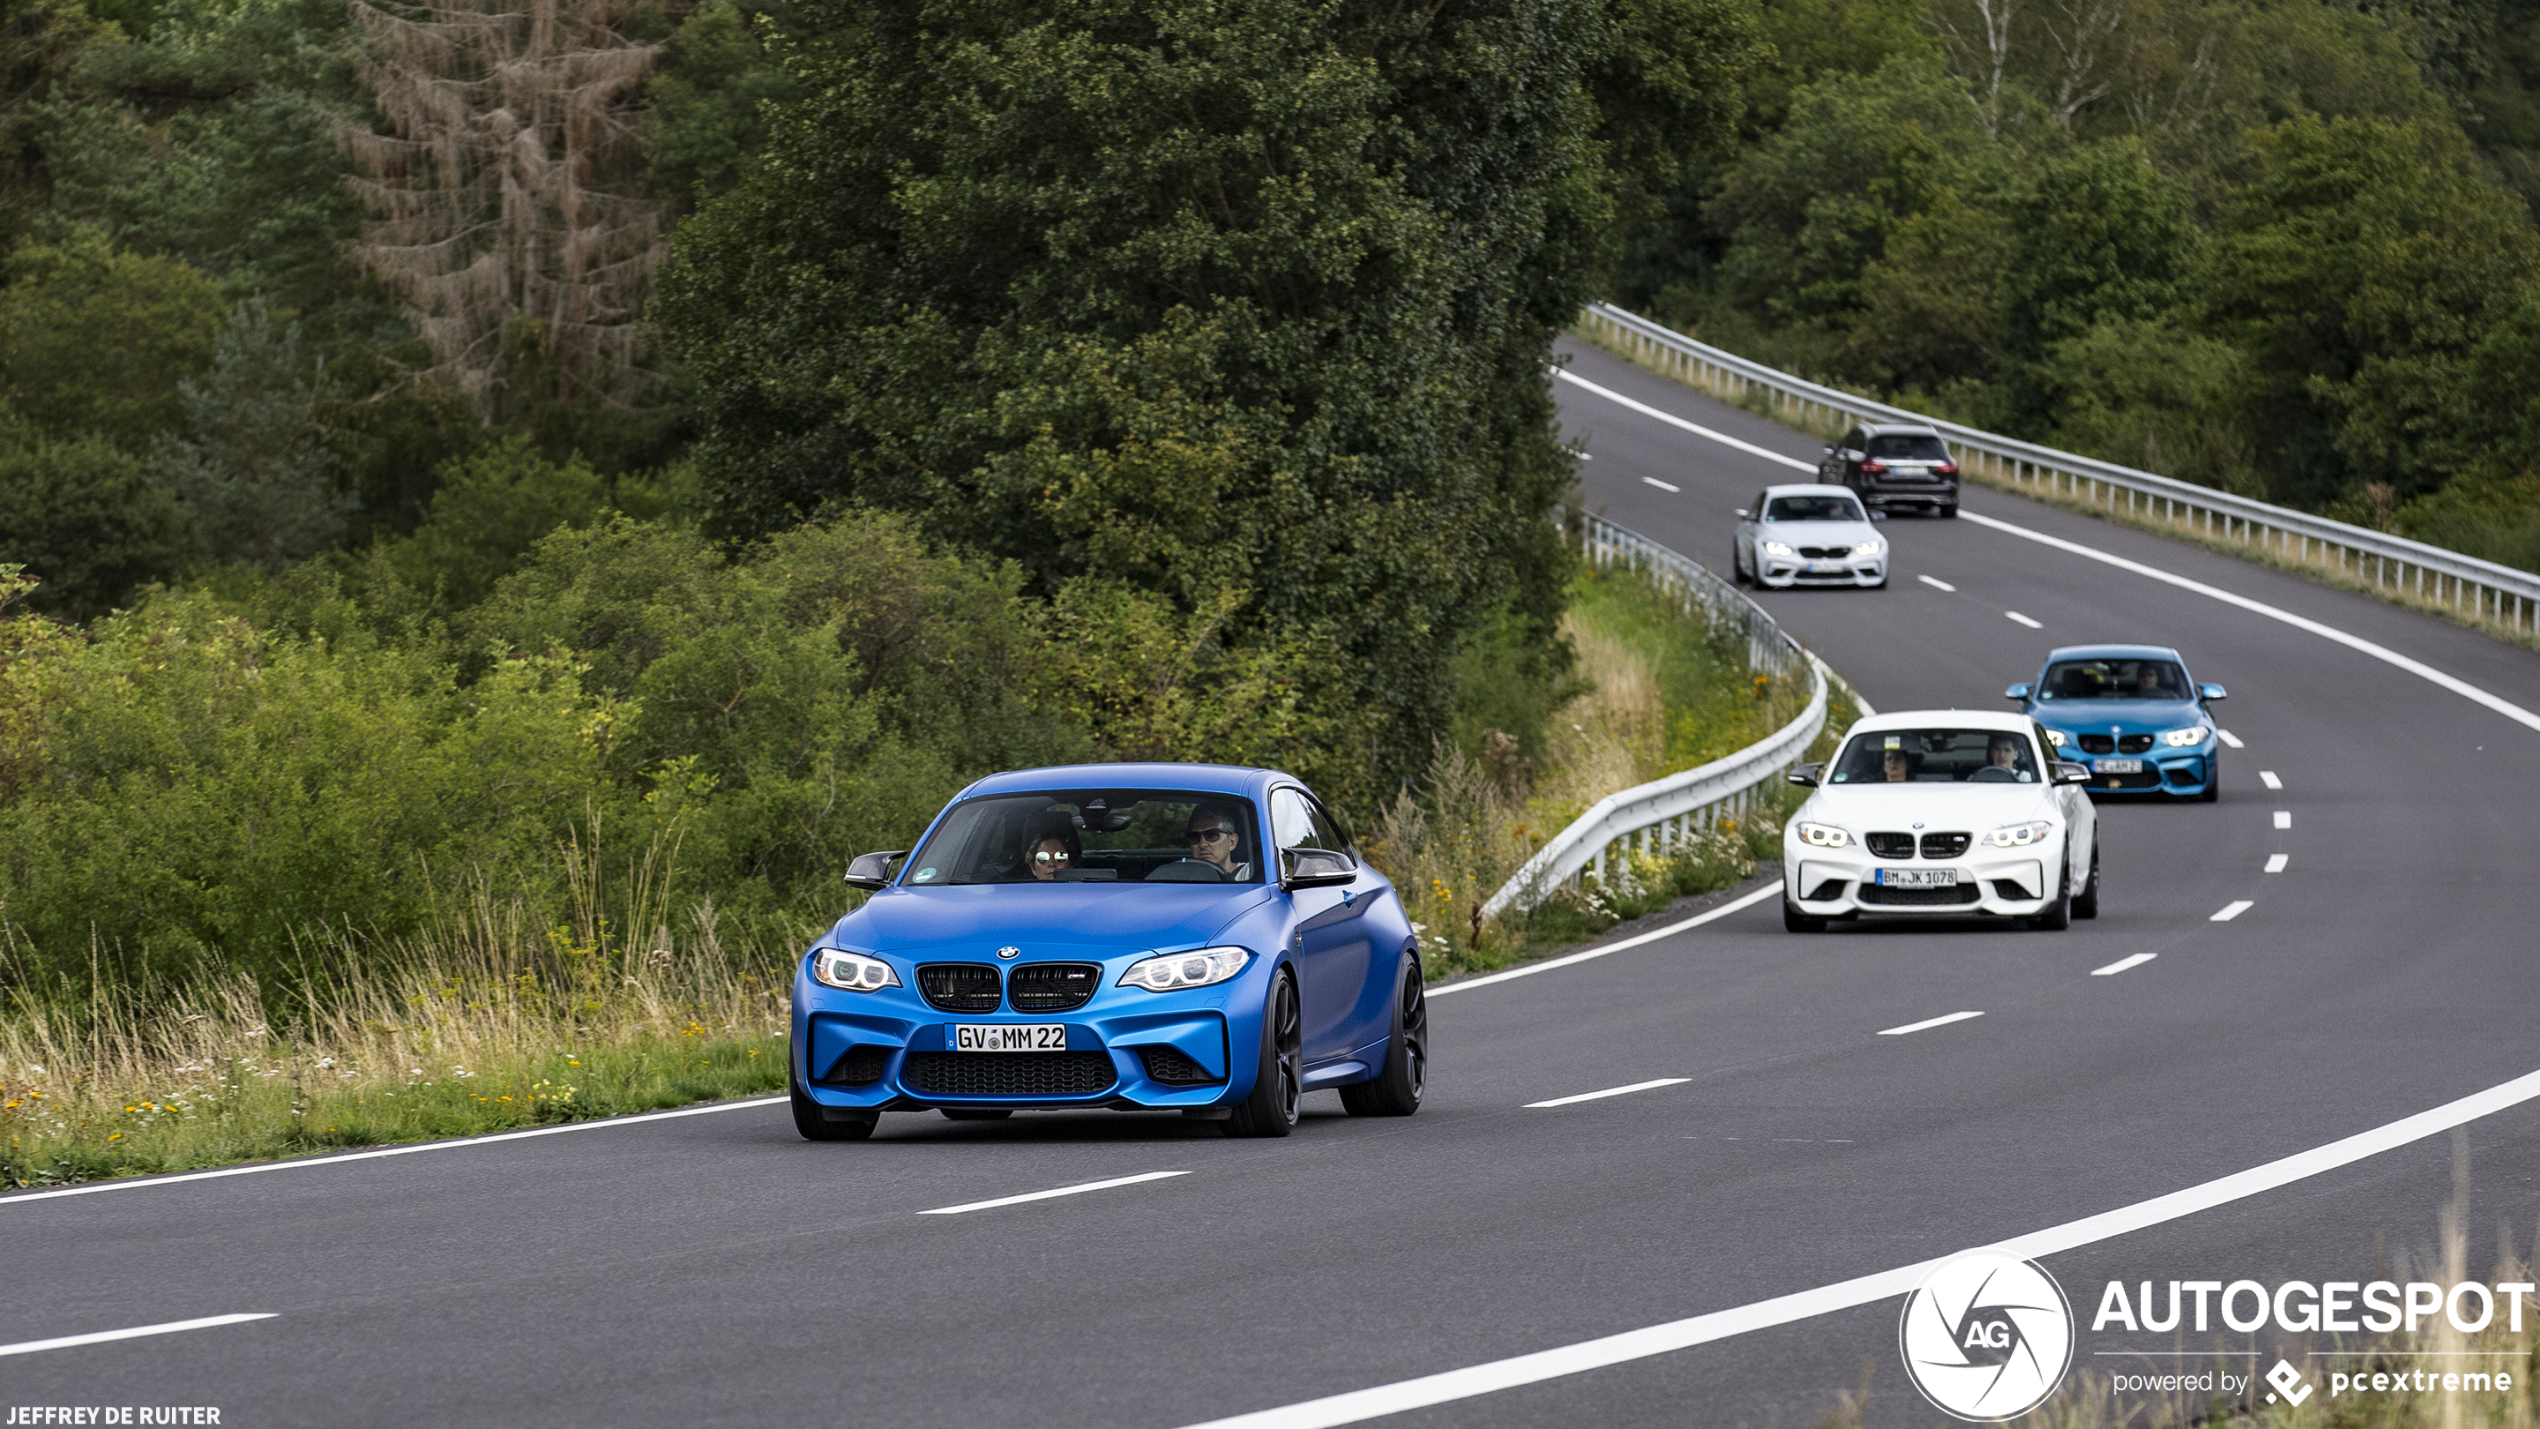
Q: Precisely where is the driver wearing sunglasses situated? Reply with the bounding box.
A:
[1182,805,1250,880]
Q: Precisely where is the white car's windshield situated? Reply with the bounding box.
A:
[2038,658,2189,700]
[1830,729,2041,785]
[1767,495,1866,522]
[906,791,1264,885]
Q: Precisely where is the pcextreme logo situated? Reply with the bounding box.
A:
[1899,1253,2077,1422]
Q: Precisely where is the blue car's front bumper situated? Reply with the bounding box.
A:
[791,961,1267,1112]
[2070,746,2216,795]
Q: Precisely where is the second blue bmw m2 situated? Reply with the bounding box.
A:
[789,764,1426,1140]
[2006,644,2227,800]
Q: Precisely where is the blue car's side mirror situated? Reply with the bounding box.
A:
[843,849,905,890]
[1283,847,1357,889]
[2199,683,2227,701]
[2004,683,2033,701]
[1786,762,1822,787]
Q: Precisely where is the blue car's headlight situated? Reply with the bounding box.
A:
[1120,946,1250,992]
[811,948,900,992]
[2161,726,2207,747]
[1985,820,2055,848]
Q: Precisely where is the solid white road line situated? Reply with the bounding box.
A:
[2265,855,2289,873]
[2217,729,2245,749]
[918,1171,1187,1217]
[1178,1063,2540,1429]
[1554,369,1817,472]
[1955,510,2540,736]
[1877,1011,1984,1037]
[2212,900,2255,921]
[1429,885,1781,999]
[1525,1078,1691,1109]
[1918,575,1956,592]
[2005,611,2043,629]
[2273,810,2291,829]
[0,1097,789,1208]
[0,1313,276,1358]
[1642,476,1681,493]
[2092,953,2157,976]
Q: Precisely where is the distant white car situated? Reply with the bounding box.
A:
[1732,484,1888,589]
[1780,710,2100,932]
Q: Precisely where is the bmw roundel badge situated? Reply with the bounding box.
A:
[995,945,1021,960]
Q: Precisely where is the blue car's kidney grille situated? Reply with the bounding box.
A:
[1007,963,1100,1012]
[2078,734,2115,754]
[903,1052,1116,1098]
[1138,1046,1222,1085]
[1865,832,1916,858]
[2117,734,2154,754]
[917,964,1002,1012]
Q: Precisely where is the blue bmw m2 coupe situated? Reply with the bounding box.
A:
[2006,644,2228,800]
[789,764,1426,1141]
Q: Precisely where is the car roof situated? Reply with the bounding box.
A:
[1761,483,1860,499]
[1846,709,2038,735]
[1859,421,1943,436]
[958,762,1289,802]
[2041,643,2186,663]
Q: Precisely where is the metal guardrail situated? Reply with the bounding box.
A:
[1480,517,1830,919]
[1578,302,2540,636]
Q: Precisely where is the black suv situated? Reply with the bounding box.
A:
[1819,422,1960,517]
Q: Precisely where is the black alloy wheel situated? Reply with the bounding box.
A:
[1341,957,1427,1117]
[2072,843,2101,920]
[790,1072,878,1142]
[2201,764,2221,802]
[1224,972,1302,1138]
[1783,898,1827,933]
[1939,503,1959,519]
[940,1108,1013,1121]
[2030,870,2073,931]
[1731,545,1751,586]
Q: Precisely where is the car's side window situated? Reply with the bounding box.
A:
[1303,797,1349,855]
[1843,428,1865,454]
[1269,789,1318,855]
[1751,490,1769,516]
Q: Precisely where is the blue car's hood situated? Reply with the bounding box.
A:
[833,884,1278,958]
[2032,697,2200,733]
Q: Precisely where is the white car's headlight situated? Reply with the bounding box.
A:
[2042,729,2069,748]
[1795,822,1850,848]
[1119,946,1251,992]
[2161,726,2207,747]
[1852,541,1884,558]
[1762,540,1796,557]
[1985,820,2056,848]
[811,948,900,992]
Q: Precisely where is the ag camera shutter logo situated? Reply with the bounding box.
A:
[1899,1253,2075,1421]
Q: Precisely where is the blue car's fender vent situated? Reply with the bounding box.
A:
[903,1052,1116,1098]
[917,963,1002,1012]
[1007,963,1101,1012]
[1138,1046,1224,1085]
[821,1045,890,1086]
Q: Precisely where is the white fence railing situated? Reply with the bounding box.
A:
[1480,517,1830,919]
[1578,302,2540,636]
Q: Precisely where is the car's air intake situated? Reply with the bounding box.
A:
[1137,1046,1222,1085]
[902,1052,1116,1098]
[1865,832,1916,858]
[1919,832,1971,859]
[1006,963,1101,1012]
[917,963,1002,1013]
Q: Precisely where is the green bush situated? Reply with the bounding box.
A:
[0,434,194,619]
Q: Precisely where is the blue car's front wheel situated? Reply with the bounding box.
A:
[1224,971,1302,1138]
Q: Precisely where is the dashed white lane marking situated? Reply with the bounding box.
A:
[2211,900,2255,922]
[2217,729,2245,749]
[1954,510,2540,736]
[1877,1011,1985,1036]
[2273,810,2291,829]
[1553,369,1817,471]
[2092,953,2158,977]
[1577,452,1594,461]
[2265,855,2289,873]
[1919,575,1956,592]
[918,1171,1187,1216]
[1641,476,1679,492]
[0,1313,276,1358]
[2005,611,2043,629]
[1526,1078,1691,1109]
[2259,770,2283,790]
[1177,1064,2540,1429]
[0,1097,790,1208]
[1430,886,1779,999]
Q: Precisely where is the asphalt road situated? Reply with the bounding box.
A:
[9,338,2540,1429]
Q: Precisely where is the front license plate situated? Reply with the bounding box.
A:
[1805,561,1843,573]
[1876,868,1959,887]
[955,1023,1067,1052]
[2095,758,2143,773]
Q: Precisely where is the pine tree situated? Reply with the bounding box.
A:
[343,0,666,418]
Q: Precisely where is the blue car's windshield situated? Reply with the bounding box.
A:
[905,791,1265,886]
[2037,658,2188,700]
[1829,729,2040,784]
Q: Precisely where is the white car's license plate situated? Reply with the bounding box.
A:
[1805,561,1843,573]
[2095,758,2143,773]
[955,1023,1067,1052]
[1876,868,1959,887]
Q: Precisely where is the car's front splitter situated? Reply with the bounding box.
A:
[1786,854,2058,917]
[795,1004,1241,1111]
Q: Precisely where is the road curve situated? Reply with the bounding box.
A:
[7,337,2540,1429]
